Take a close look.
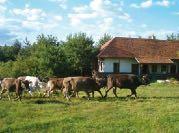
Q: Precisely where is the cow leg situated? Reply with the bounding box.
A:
[0,88,7,99]
[113,87,118,98]
[7,90,11,101]
[47,90,50,97]
[76,91,79,98]
[97,90,103,98]
[37,88,41,96]
[63,87,70,101]
[85,92,90,100]
[17,94,22,101]
[92,91,94,98]
[104,87,113,98]
[28,90,33,96]
[128,89,137,98]
[131,89,137,98]
[43,90,47,97]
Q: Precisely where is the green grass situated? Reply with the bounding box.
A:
[0,83,179,133]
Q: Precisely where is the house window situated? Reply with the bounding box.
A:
[161,65,168,74]
[113,63,119,73]
[152,65,157,73]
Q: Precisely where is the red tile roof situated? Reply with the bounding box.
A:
[136,57,174,64]
[98,37,179,63]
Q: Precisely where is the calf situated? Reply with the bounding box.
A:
[105,74,149,98]
[63,77,104,100]
[0,78,30,101]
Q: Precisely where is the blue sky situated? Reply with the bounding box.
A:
[0,0,179,44]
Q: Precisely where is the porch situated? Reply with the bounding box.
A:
[137,63,179,80]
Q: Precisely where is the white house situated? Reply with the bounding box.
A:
[97,37,179,79]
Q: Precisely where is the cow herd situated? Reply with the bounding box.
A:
[0,72,150,101]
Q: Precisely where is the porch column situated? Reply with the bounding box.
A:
[138,64,141,75]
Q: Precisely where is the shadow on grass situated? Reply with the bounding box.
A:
[93,96,179,102]
[30,99,70,105]
[139,96,179,100]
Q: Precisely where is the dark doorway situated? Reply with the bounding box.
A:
[142,64,149,74]
[113,63,119,73]
[132,64,139,75]
[171,65,176,74]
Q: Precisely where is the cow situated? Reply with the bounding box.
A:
[0,78,30,101]
[63,77,105,100]
[18,76,43,96]
[43,78,64,97]
[104,74,150,98]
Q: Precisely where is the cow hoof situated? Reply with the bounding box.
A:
[103,95,107,98]
[127,95,131,97]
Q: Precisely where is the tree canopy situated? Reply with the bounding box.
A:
[97,33,112,47]
[0,33,99,78]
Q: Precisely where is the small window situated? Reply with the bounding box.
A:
[113,63,119,73]
[152,65,157,73]
[161,65,168,73]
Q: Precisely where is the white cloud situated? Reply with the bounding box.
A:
[156,0,170,7]
[49,0,67,9]
[0,0,7,4]
[99,17,113,33]
[68,0,131,29]
[131,0,153,8]
[53,15,63,21]
[119,13,132,22]
[11,6,63,31]
[0,16,5,26]
[12,8,46,21]
[0,4,6,13]
[131,0,173,8]
[141,0,153,8]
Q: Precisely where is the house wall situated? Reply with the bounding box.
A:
[98,58,138,73]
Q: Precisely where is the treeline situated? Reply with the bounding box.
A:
[0,33,112,78]
[0,32,178,79]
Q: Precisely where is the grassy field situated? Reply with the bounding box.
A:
[0,83,179,133]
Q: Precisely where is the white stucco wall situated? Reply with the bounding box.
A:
[99,58,137,73]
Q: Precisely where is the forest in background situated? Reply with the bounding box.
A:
[0,33,112,78]
[0,32,178,79]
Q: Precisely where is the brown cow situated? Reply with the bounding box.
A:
[63,77,104,100]
[0,78,30,101]
[105,74,149,98]
[44,78,64,97]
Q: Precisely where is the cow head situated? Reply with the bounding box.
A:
[21,80,31,91]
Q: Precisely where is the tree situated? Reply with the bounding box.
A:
[167,33,179,41]
[12,39,21,55]
[97,33,112,47]
[63,32,95,76]
[29,34,67,77]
